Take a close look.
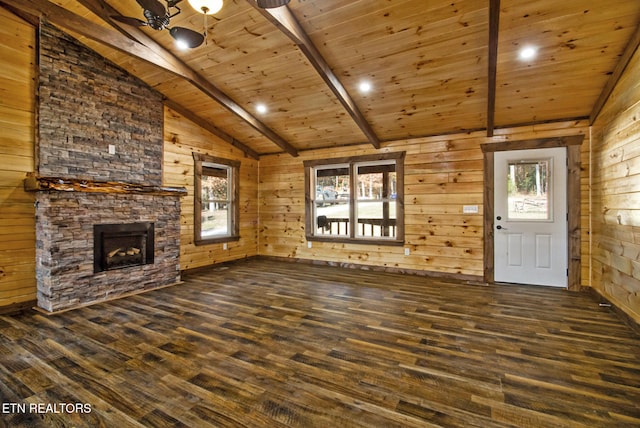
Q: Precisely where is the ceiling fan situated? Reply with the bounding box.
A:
[256,0,290,7]
[111,0,205,48]
[111,0,292,48]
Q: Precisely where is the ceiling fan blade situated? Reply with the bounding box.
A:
[169,27,205,48]
[137,0,166,17]
[111,15,148,27]
[257,0,290,8]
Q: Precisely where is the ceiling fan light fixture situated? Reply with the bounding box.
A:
[257,0,290,9]
[170,26,205,48]
[188,0,223,14]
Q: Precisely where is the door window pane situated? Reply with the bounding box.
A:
[507,158,552,220]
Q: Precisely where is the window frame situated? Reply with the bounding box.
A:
[193,153,240,245]
[304,152,405,245]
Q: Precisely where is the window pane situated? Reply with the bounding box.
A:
[201,205,229,237]
[202,167,230,237]
[355,200,396,237]
[203,174,228,200]
[314,166,349,236]
[355,163,396,238]
[507,159,551,220]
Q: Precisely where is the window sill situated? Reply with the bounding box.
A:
[195,235,240,246]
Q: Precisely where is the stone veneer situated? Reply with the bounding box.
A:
[35,193,181,312]
[34,24,182,311]
[38,24,163,185]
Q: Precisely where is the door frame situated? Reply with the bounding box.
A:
[481,135,584,290]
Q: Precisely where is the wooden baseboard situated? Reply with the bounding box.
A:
[0,299,37,316]
[181,256,258,277]
[259,255,486,284]
[183,255,485,285]
[587,287,640,335]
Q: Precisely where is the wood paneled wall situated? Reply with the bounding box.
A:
[0,8,36,311]
[3,7,637,324]
[163,107,259,271]
[590,44,640,324]
[258,121,589,280]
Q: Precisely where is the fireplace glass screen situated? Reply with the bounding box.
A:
[94,223,154,273]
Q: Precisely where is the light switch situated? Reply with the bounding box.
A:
[463,205,479,214]
[108,144,116,154]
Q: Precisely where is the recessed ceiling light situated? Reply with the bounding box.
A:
[256,103,267,114]
[519,46,537,61]
[358,81,372,93]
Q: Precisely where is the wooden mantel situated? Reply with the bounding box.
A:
[23,173,187,197]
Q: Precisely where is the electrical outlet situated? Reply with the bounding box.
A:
[404,248,410,256]
[307,241,312,249]
[223,243,228,250]
[108,144,116,155]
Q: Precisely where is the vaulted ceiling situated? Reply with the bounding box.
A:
[3,0,640,159]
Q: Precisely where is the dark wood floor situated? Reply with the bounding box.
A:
[1,258,640,427]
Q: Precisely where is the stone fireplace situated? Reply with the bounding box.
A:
[31,187,184,312]
[30,23,186,312]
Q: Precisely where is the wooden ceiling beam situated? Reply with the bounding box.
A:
[164,99,260,160]
[0,2,39,26]
[486,0,500,137]
[2,0,298,157]
[1,0,171,65]
[251,1,381,149]
[74,0,149,44]
[590,22,640,125]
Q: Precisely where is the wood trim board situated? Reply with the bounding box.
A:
[481,135,584,290]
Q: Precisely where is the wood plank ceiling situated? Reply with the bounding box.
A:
[3,0,640,158]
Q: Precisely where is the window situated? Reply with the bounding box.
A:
[304,152,404,244]
[506,158,552,221]
[193,153,239,245]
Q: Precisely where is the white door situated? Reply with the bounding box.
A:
[494,147,567,287]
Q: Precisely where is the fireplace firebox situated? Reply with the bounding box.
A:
[94,223,154,273]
